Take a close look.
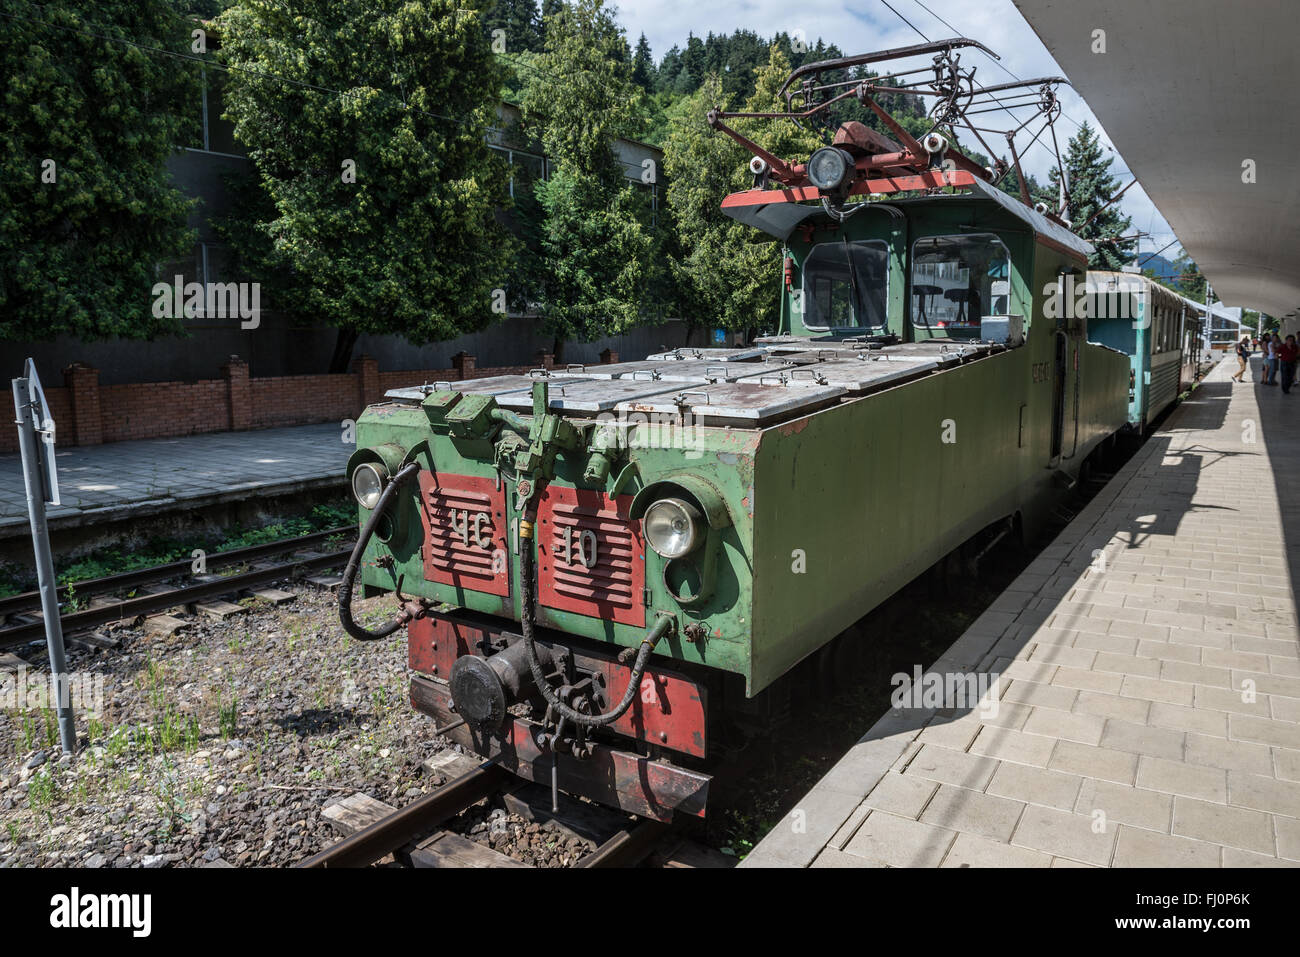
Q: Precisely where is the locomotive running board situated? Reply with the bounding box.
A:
[409,675,710,822]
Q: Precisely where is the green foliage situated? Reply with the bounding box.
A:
[1145,249,1211,301]
[219,682,239,738]
[27,769,56,819]
[1168,249,1206,300]
[485,0,542,54]
[1142,268,1182,296]
[518,0,654,348]
[135,659,202,754]
[520,0,640,179]
[631,32,655,93]
[1239,309,1276,335]
[0,0,199,341]
[531,167,653,344]
[742,46,825,164]
[216,0,515,350]
[663,49,822,334]
[1049,121,1133,270]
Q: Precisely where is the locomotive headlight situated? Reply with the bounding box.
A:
[807,147,853,192]
[351,462,387,510]
[644,497,702,559]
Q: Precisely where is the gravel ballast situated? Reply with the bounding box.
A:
[0,587,458,868]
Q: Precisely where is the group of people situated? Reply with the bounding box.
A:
[1233,332,1299,393]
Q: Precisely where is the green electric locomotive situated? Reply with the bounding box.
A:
[338,39,1132,818]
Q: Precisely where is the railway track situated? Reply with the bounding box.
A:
[0,527,355,651]
[298,762,679,870]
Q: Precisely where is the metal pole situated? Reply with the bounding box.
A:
[1204,282,1213,359]
[12,377,76,755]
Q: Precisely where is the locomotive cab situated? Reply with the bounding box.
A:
[777,190,1030,351]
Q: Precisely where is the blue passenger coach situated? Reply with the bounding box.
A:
[1087,271,1202,432]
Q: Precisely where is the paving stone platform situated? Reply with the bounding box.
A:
[742,356,1300,867]
[0,423,350,538]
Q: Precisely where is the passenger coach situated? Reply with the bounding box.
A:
[1087,271,1204,432]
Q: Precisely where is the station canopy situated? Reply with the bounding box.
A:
[1014,0,1299,322]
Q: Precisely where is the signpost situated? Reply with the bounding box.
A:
[12,358,75,755]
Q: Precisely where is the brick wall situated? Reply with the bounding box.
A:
[248,374,358,429]
[98,378,229,444]
[0,349,587,454]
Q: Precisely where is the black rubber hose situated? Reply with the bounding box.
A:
[338,461,421,642]
[518,535,671,727]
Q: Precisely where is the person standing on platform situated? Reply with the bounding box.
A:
[1233,336,1251,382]
[1279,335,1298,394]
[1261,334,1279,385]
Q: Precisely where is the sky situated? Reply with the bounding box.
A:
[612,0,1179,264]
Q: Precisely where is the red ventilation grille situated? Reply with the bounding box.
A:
[537,487,644,627]
[419,473,510,597]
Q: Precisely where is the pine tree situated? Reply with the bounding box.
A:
[655,44,681,94]
[1048,121,1134,270]
[631,33,655,92]
[486,0,542,54]
[679,33,705,94]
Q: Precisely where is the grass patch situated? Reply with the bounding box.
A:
[0,500,354,598]
[218,690,239,740]
[27,770,56,821]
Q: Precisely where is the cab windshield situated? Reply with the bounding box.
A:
[911,234,1011,340]
[801,239,890,332]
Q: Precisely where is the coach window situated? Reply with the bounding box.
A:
[911,234,1011,339]
[801,239,890,331]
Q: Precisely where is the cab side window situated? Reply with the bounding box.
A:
[911,233,1011,340]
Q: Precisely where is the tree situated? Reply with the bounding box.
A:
[0,0,199,342]
[1048,121,1133,270]
[519,0,653,359]
[655,44,681,94]
[1170,248,1207,300]
[1141,267,1183,297]
[663,47,823,335]
[631,33,655,92]
[216,0,515,371]
[486,0,542,55]
[679,33,705,94]
[663,76,772,335]
[741,45,824,173]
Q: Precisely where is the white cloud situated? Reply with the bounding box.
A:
[612,0,1174,259]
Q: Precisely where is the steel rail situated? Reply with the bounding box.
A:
[298,764,511,868]
[0,548,353,648]
[0,526,355,619]
[579,818,671,869]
